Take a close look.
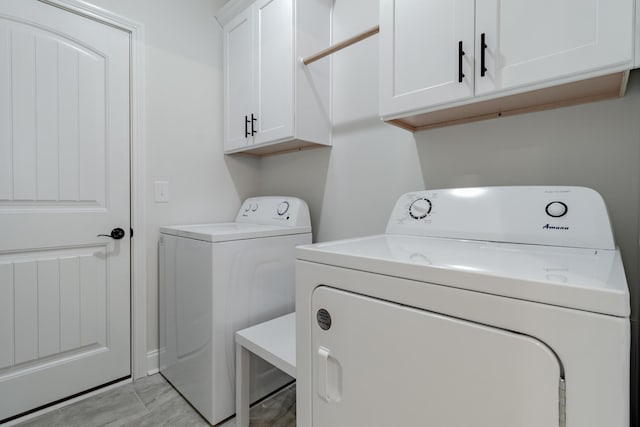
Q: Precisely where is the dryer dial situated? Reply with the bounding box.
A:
[409,198,432,219]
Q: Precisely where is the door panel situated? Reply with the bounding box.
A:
[253,0,294,145]
[475,0,634,95]
[0,0,130,420]
[0,18,107,206]
[0,28,10,199]
[224,8,253,151]
[379,0,475,116]
[312,286,562,427]
[0,265,13,368]
[0,249,108,367]
[10,31,37,200]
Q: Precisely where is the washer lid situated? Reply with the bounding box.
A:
[160,222,311,242]
[296,234,630,317]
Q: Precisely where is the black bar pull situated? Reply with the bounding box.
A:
[480,33,488,77]
[458,41,465,83]
[244,115,250,138]
[251,113,257,136]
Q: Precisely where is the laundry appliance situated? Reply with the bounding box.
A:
[159,197,311,425]
[296,186,629,427]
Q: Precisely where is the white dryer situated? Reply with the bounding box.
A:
[159,197,311,425]
[296,186,630,427]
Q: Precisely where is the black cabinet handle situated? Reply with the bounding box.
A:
[244,115,250,138]
[251,113,257,136]
[97,227,126,240]
[458,41,465,83]
[480,33,488,77]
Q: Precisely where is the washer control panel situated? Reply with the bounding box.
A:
[236,196,311,227]
[386,186,615,250]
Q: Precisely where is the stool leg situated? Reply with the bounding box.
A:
[236,343,251,427]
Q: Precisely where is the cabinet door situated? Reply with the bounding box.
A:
[379,0,475,117]
[252,0,294,145]
[312,286,562,427]
[475,0,634,96]
[224,8,253,152]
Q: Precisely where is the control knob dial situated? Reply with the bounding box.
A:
[277,201,290,216]
[409,198,432,219]
[545,201,568,218]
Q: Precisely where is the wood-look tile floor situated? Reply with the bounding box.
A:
[16,374,296,427]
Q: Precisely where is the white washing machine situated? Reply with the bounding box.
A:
[159,196,311,425]
[296,186,630,427]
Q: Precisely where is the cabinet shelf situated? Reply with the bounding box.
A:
[386,71,629,133]
[225,139,330,157]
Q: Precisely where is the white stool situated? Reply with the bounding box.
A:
[235,313,296,427]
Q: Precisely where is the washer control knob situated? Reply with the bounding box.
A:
[251,203,259,212]
[546,201,568,218]
[277,201,290,216]
[409,198,432,219]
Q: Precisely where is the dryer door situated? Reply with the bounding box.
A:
[311,286,563,427]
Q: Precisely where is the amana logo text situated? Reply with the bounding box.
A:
[543,224,569,231]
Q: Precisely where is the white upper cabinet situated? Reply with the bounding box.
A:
[475,0,634,96]
[224,8,253,152]
[379,0,475,116]
[252,0,294,146]
[380,0,635,131]
[219,0,331,156]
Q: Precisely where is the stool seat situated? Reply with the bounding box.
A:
[236,312,296,378]
[235,313,296,427]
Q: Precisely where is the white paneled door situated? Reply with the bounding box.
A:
[0,1,130,421]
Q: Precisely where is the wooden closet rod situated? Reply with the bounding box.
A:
[303,25,380,65]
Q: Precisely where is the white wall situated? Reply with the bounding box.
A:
[86,0,260,353]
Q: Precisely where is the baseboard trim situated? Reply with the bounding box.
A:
[146,349,159,375]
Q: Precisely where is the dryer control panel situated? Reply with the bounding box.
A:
[236,196,311,227]
[386,186,615,250]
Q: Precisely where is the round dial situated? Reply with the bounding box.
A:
[409,198,432,219]
[251,203,259,212]
[545,201,568,218]
[277,201,290,216]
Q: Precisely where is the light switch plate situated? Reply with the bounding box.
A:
[154,181,169,203]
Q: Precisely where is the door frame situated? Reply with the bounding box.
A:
[37,0,148,380]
